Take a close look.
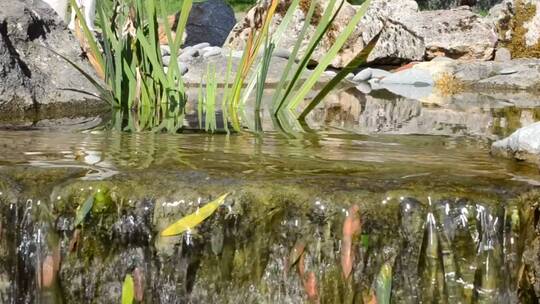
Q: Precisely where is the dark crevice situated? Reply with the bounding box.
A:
[0,21,32,78]
[26,8,49,41]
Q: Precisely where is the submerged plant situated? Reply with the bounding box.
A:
[66,0,376,133]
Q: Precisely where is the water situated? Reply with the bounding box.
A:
[0,91,539,303]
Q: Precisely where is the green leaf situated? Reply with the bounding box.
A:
[161,193,230,236]
[375,263,392,304]
[74,194,94,227]
[299,30,380,120]
[122,274,135,304]
[288,0,372,111]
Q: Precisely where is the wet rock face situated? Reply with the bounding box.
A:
[0,0,103,116]
[0,169,539,303]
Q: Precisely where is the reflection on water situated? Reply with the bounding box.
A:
[0,86,539,303]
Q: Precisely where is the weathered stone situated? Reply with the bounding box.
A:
[492,121,540,164]
[201,46,222,58]
[494,47,512,61]
[225,0,425,68]
[353,68,373,82]
[379,68,435,86]
[489,0,540,57]
[184,0,236,47]
[0,0,103,116]
[399,6,498,60]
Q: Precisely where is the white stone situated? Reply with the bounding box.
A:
[492,122,540,161]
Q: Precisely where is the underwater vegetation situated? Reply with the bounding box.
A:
[0,171,539,303]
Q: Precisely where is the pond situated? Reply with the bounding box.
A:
[0,90,539,303]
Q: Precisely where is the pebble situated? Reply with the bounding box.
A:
[191,42,210,50]
[178,48,199,61]
[162,55,171,66]
[353,68,373,82]
[499,68,518,75]
[273,48,292,60]
[202,46,222,58]
[160,45,171,57]
[356,82,372,94]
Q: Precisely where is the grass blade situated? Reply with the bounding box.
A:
[299,30,379,120]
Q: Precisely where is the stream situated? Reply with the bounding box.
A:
[0,89,539,303]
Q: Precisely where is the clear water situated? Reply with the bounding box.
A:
[0,91,539,303]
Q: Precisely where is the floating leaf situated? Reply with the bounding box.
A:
[74,195,94,227]
[288,240,306,269]
[161,193,230,236]
[303,271,319,303]
[375,263,392,304]
[122,274,135,304]
[133,267,144,302]
[341,205,362,279]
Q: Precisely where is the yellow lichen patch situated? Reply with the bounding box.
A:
[505,0,540,58]
[434,72,465,96]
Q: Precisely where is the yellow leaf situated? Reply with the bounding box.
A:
[161,193,230,236]
[122,274,134,304]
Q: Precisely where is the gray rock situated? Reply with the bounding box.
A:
[499,68,518,75]
[178,48,200,61]
[353,68,373,82]
[353,68,392,83]
[226,0,425,68]
[184,0,236,47]
[273,48,292,60]
[356,82,372,94]
[161,45,171,57]
[162,55,171,67]
[380,68,434,86]
[191,42,211,51]
[399,6,498,60]
[492,122,540,164]
[494,47,512,62]
[201,46,222,58]
[0,0,103,116]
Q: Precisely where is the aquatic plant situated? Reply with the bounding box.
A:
[66,0,376,133]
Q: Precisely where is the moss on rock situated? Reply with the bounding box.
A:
[505,0,540,58]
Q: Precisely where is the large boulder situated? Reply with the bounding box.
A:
[492,121,540,164]
[184,0,236,47]
[225,0,426,68]
[0,0,102,117]
[400,6,498,60]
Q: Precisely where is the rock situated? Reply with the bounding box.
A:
[489,0,540,57]
[184,0,236,47]
[162,55,171,67]
[178,48,200,61]
[273,48,292,60]
[0,0,103,116]
[492,122,540,164]
[379,68,435,86]
[225,0,425,68]
[356,82,372,94]
[354,68,392,83]
[201,46,222,58]
[353,68,373,82]
[499,67,518,75]
[191,42,211,50]
[494,47,512,61]
[161,45,171,57]
[399,6,498,60]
